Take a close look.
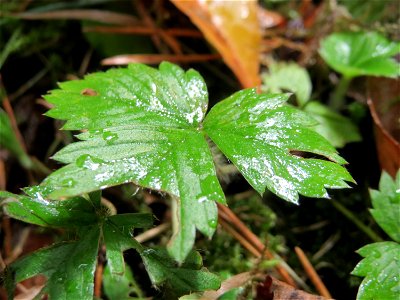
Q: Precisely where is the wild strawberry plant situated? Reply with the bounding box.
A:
[0,62,354,298]
[352,171,400,300]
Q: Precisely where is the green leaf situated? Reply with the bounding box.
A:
[42,62,225,262]
[262,62,312,106]
[0,187,98,227]
[9,225,100,300]
[369,171,400,242]
[0,109,32,169]
[352,241,400,300]
[204,89,354,204]
[141,248,221,296]
[319,31,400,78]
[303,101,361,148]
[103,263,144,299]
[103,214,152,275]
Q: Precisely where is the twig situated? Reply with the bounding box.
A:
[101,53,221,66]
[8,67,49,101]
[295,246,332,299]
[2,217,12,258]
[312,231,341,261]
[4,227,30,264]
[217,203,297,287]
[218,217,260,257]
[134,0,165,53]
[84,26,203,38]
[135,223,170,243]
[78,48,93,78]
[1,76,27,153]
[94,246,106,298]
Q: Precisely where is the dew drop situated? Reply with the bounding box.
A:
[102,131,118,144]
[76,154,104,170]
[61,178,77,187]
[208,219,218,229]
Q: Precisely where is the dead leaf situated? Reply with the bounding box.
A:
[367,77,400,178]
[256,276,329,300]
[171,0,261,88]
[201,271,254,299]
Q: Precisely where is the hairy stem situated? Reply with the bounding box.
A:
[330,75,352,111]
[331,200,383,243]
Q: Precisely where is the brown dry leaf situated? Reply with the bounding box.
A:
[367,77,400,178]
[171,0,261,88]
[14,9,139,25]
[201,271,254,299]
[256,276,329,300]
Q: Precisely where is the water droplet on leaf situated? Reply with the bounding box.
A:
[208,219,218,229]
[76,154,104,170]
[102,131,118,144]
[61,178,76,187]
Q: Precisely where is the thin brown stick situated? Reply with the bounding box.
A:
[134,0,164,53]
[84,26,203,38]
[294,246,332,299]
[2,217,12,258]
[1,76,27,152]
[101,53,221,65]
[13,9,139,25]
[218,218,260,257]
[218,204,266,252]
[218,204,296,287]
[135,223,170,243]
[94,247,105,298]
[4,227,30,264]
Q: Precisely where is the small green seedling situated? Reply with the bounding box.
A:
[319,31,400,110]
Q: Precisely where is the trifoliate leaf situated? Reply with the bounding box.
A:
[262,62,312,106]
[141,248,221,296]
[319,31,400,78]
[303,101,361,148]
[41,62,353,262]
[352,241,400,300]
[42,62,225,262]
[369,171,400,242]
[204,89,354,204]
[8,226,100,300]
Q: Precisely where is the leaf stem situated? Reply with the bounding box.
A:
[330,75,352,111]
[330,200,383,243]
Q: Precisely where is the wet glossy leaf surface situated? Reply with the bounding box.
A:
[369,171,400,242]
[319,32,400,78]
[304,101,361,148]
[0,187,98,227]
[204,89,354,204]
[352,241,400,300]
[141,247,221,295]
[9,225,100,300]
[262,62,312,107]
[103,214,150,275]
[43,62,225,262]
